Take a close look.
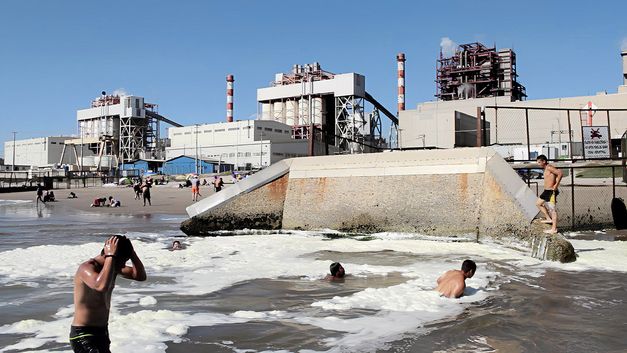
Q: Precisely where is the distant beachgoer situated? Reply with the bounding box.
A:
[91,197,107,207]
[142,180,152,206]
[44,191,55,202]
[108,196,121,207]
[436,260,477,298]
[201,179,207,186]
[70,235,146,353]
[133,180,142,200]
[68,192,77,199]
[191,175,201,201]
[535,155,563,234]
[171,240,183,250]
[36,183,45,205]
[325,262,346,281]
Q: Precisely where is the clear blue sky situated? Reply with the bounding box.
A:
[1,0,626,157]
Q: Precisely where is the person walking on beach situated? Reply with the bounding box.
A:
[133,179,142,200]
[214,177,224,192]
[36,183,45,205]
[142,178,152,206]
[436,259,476,298]
[70,235,146,353]
[535,154,563,234]
[191,175,201,201]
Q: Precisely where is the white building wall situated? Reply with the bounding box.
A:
[3,136,78,168]
[166,120,306,170]
[400,91,627,149]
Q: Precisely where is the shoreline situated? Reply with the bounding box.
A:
[0,184,218,216]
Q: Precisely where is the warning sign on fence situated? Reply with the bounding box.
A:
[582,126,610,159]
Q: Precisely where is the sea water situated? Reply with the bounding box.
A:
[0,200,626,352]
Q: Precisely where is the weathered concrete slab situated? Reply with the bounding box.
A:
[183,148,537,240]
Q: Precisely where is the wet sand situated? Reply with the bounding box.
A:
[0,184,220,215]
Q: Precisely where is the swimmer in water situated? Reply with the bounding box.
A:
[70,235,146,353]
[325,262,346,281]
[436,259,476,298]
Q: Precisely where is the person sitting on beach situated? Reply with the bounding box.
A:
[43,191,55,202]
[171,240,183,250]
[325,262,346,281]
[436,259,477,298]
[70,235,146,353]
[90,197,107,207]
[68,192,77,199]
[108,196,121,207]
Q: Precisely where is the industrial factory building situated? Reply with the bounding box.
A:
[166,119,308,170]
[399,44,627,159]
[256,62,396,154]
[3,136,95,169]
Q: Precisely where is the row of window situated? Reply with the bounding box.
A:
[172,127,291,136]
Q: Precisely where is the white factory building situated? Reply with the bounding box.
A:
[399,49,627,159]
[3,136,97,169]
[166,119,308,170]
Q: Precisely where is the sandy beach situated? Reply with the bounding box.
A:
[0,183,220,216]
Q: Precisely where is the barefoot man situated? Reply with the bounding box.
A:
[70,235,146,353]
[436,260,476,298]
[535,154,563,234]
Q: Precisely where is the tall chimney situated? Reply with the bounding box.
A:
[622,51,627,86]
[397,53,406,115]
[226,74,234,122]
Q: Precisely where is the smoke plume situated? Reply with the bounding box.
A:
[440,37,458,57]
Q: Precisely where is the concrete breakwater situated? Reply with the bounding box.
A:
[181,148,576,262]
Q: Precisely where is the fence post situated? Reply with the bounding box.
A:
[571,167,575,230]
[476,107,482,147]
[525,108,531,160]
[612,166,616,199]
[567,110,573,161]
[494,107,498,144]
[607,110,612,158]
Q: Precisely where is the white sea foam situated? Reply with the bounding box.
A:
[1,232,627,352]
[0,199,32,206]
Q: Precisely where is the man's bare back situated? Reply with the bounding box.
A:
[436,270,466,298]
[436,260,476,299]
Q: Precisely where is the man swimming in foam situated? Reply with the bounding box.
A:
[436,260,476,298]
[70,235,146,353]
[325,262,346,281]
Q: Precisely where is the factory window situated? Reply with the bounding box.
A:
[173,133,182,136]
[245,152,251,157]
[51,142,57,144]
[253,152,260,156]
[284,130,290,134]
[274,129,282,133]
[257,127,262,130]
[184,132,191,135]
[228,128,239,131]
[264,128,272,132]
[215,129,225,132]
[229,153,235,157]
[243,126,251,129]
[273,152,284,156]
[204,130,212,133]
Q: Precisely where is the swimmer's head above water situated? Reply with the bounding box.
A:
[330,262,345,278]
[461,259,476,279]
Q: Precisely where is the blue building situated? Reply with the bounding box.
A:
[120,159,164,175]
[162,155,233,175]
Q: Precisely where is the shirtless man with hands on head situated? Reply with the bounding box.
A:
[70,235,146,353]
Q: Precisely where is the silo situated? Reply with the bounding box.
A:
[261,103,272,121]
[285,99,298,126]
[312,97,323,125]
[298,98,309,125]
[272,101,285,124]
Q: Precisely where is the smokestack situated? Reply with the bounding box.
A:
[226,74,234,122]
[622,51,627,86]
[397,53,406,115]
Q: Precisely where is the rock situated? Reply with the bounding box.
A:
[530,232,577,263]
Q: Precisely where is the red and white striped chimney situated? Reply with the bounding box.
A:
[226,74,234,122]
[397,53,406,115]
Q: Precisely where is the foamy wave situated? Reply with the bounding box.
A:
[0,199,32,206]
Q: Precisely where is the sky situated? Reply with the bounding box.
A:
[1,0,626,157]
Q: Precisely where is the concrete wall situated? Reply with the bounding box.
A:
[182,148,538,240]
[4,136,79,167]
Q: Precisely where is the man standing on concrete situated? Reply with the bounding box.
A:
[436,260,476,298]
[70,235,146,353]
[535,154,563,234]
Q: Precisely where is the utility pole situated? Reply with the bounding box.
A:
[11,131,16,171]
[194,124,199,175]
[259,129,263,168]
